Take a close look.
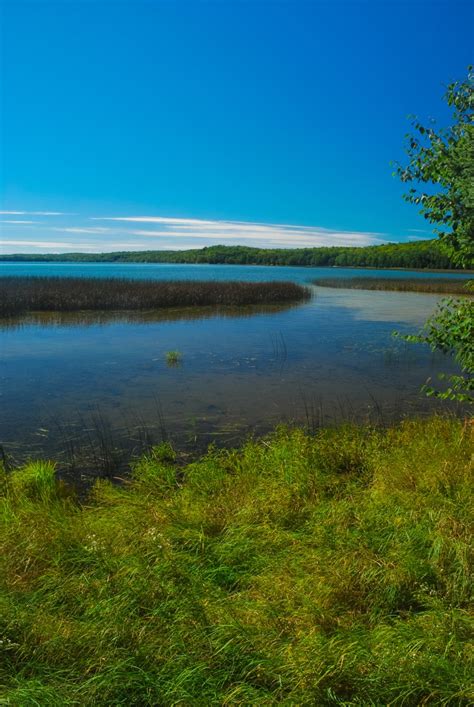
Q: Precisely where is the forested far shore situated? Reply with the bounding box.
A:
[0,239,470,269]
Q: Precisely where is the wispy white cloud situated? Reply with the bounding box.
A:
[92,215,385,248]
[1,239,84,248]
[0,210,66,216]
[52,227,112,234]
[1,220,38,224]
[1,210,391,253]
[0,240,137,251]
[93,214,384,233]
[32,211,67,216]
[91,216,217,226]
[128,229,380,248]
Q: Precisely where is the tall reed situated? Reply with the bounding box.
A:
[313,277,472,294]
[0,276,311,316]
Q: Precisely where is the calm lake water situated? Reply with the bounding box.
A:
[0,263,468,464]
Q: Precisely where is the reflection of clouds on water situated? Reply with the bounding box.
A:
[313,287,443,326]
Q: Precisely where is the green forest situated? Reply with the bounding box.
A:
[0,239,467,269]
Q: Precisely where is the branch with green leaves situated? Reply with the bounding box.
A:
[397,294,473,402]
[394,68,474,269]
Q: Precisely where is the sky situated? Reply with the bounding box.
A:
[1,0,472,253]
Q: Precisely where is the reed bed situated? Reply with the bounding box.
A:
[0,276,310,316]
[313,276,473,294]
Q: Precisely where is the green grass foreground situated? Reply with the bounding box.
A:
[0,277,310,317]
[313,277,473,294]
[1,417,473,705]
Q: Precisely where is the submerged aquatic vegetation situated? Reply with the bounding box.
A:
[0,276,311,316]
[313,277,473,294]
[1,416,472,704]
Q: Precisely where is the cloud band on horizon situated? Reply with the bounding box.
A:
[0,211,390,254]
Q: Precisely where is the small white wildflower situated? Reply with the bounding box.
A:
[144,527,164,548]
[84,532,105,552]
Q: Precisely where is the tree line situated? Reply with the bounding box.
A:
[0,239,465,269]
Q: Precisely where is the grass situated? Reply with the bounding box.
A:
[313,277,473,294]
[0,276,310,317]
[165,350,181,366]
[1,416,473,704]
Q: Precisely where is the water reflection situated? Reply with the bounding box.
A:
[313,286,451,325]
[1,264,469,472]
[0,301,303,329]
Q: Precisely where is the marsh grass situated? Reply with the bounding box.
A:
[165,350,181,366]
[1,416,473,704]
[313,277,473,294]
[0,276,310,317]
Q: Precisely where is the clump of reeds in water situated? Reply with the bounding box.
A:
[313,277,473,294]
[0,276,311,316]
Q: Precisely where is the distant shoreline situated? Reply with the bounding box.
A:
[1,261,472,274]
[0,240,469,270]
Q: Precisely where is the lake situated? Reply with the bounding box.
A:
[0,262,468,466]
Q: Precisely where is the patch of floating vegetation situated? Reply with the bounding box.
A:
[0,276,311,317]
[313,277,473,294]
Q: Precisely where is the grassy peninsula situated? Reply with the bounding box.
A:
[0,239,466,269]
[313,277,473,294]
[1,416,472,705]
[0,276,310,317]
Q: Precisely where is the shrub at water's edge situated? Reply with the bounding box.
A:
[1,416,472,704]
[313,277,473,294]
[399,296,474,402]
[0,277,310,317]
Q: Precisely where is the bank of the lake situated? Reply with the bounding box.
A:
[1,415,472,705]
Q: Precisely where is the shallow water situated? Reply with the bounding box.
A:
[0,263,467,461]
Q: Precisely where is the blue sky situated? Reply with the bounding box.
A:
[1,0,472,253]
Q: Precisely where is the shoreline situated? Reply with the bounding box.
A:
[1,260,471,274]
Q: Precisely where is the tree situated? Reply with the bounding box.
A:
[395,68,474,268]
[395,69,473,402]
[401,294,473,402]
